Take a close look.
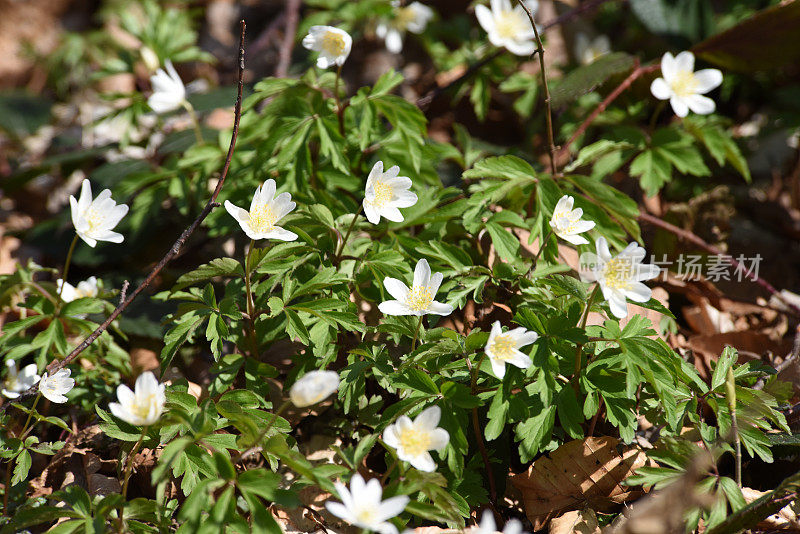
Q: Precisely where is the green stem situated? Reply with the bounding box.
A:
[183,101,204,145]
[380,459,398,485]
[232,400,292,464]
[411,316,423,351]
[528,227,554,275]
[55,235,79,314]
[334,65,344,135]
[118,427,147,533]
[4,393,42,514]
[335,205,363,261]
[573,285,600,390]
[244,239,259,357]
[649,100,667,132]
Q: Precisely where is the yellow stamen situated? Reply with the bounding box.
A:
[398,426,433,457]
[394,6,416,29]
[494,10,527,40]
[248,204,278,233]
[670,70,699,98]
[602,258,633,289]
[321,31,346,56]
[406,286,433,311]
[371,181,394,208]
[490,334,516,361]
[132,394,156,420]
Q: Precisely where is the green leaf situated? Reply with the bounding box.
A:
[630,149,672,196]
[551,52,636,107]
[711,346,738,392]
[485,222,520,263]
[173,258,244,291]
[556,386,584,439]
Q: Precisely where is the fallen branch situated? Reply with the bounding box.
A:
[1,21,248,411]
[639,212,800,316]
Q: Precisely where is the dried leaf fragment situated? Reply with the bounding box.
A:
[510,437,650,530]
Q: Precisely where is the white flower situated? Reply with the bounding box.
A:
[109,371,166,426]
[38,369,75,404]
[474,510,525,534]
[383,406,449,472]
[475,0,538,56]
[57,276,100,302]
[289,370,340,408]
[363,161,418,225]
[484,321,539,379]
[325,473,409,534]
[69,179,129,248]
[575,33,610,65]
[579,237,660,319]
[224,179,298,241]
[2,361,40,399]
[650,51,723,118]
[377,1,434,54]
[549,195,596,246]
[148,60,187,114]
[378,259,454,317]
[302,26,352,69]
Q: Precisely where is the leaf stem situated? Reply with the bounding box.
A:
[334,64,345,135]
[232,400,292,464]
[183,101,204,145]
[335,205,363,261]
[55,235,79,315]
[244,239,259,357]
[573,285,600,391]
[411,316,423,351]
[528,227,554,275]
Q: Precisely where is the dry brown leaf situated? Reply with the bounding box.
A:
[741,487,800,531]
[510,437,650,530]
[549,509,601,534]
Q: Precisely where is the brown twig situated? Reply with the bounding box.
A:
[517,0,557,175]
[0,21,248,412]
[416,0,620,111]
[559,62,660,159]
[639,212,800,316]
[118,280,129,306]
[275,0,301,78]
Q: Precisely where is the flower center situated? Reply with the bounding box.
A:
[321,31,346,56]
[6,376,20,390]
[406,286,434,311]
[371,180,394,208]
[132,393,156,420]
[670,70,699,98]
[353,506,378,527]
[495,10,527,40]
[248,204,278,232]
[602,258,633,289]
[84,208,105,233]
[398,426,433,457]
[490,334,516,360]
[394,6,416,29]
[554,212,578,233]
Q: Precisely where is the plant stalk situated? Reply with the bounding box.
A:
[516,0,558,176]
